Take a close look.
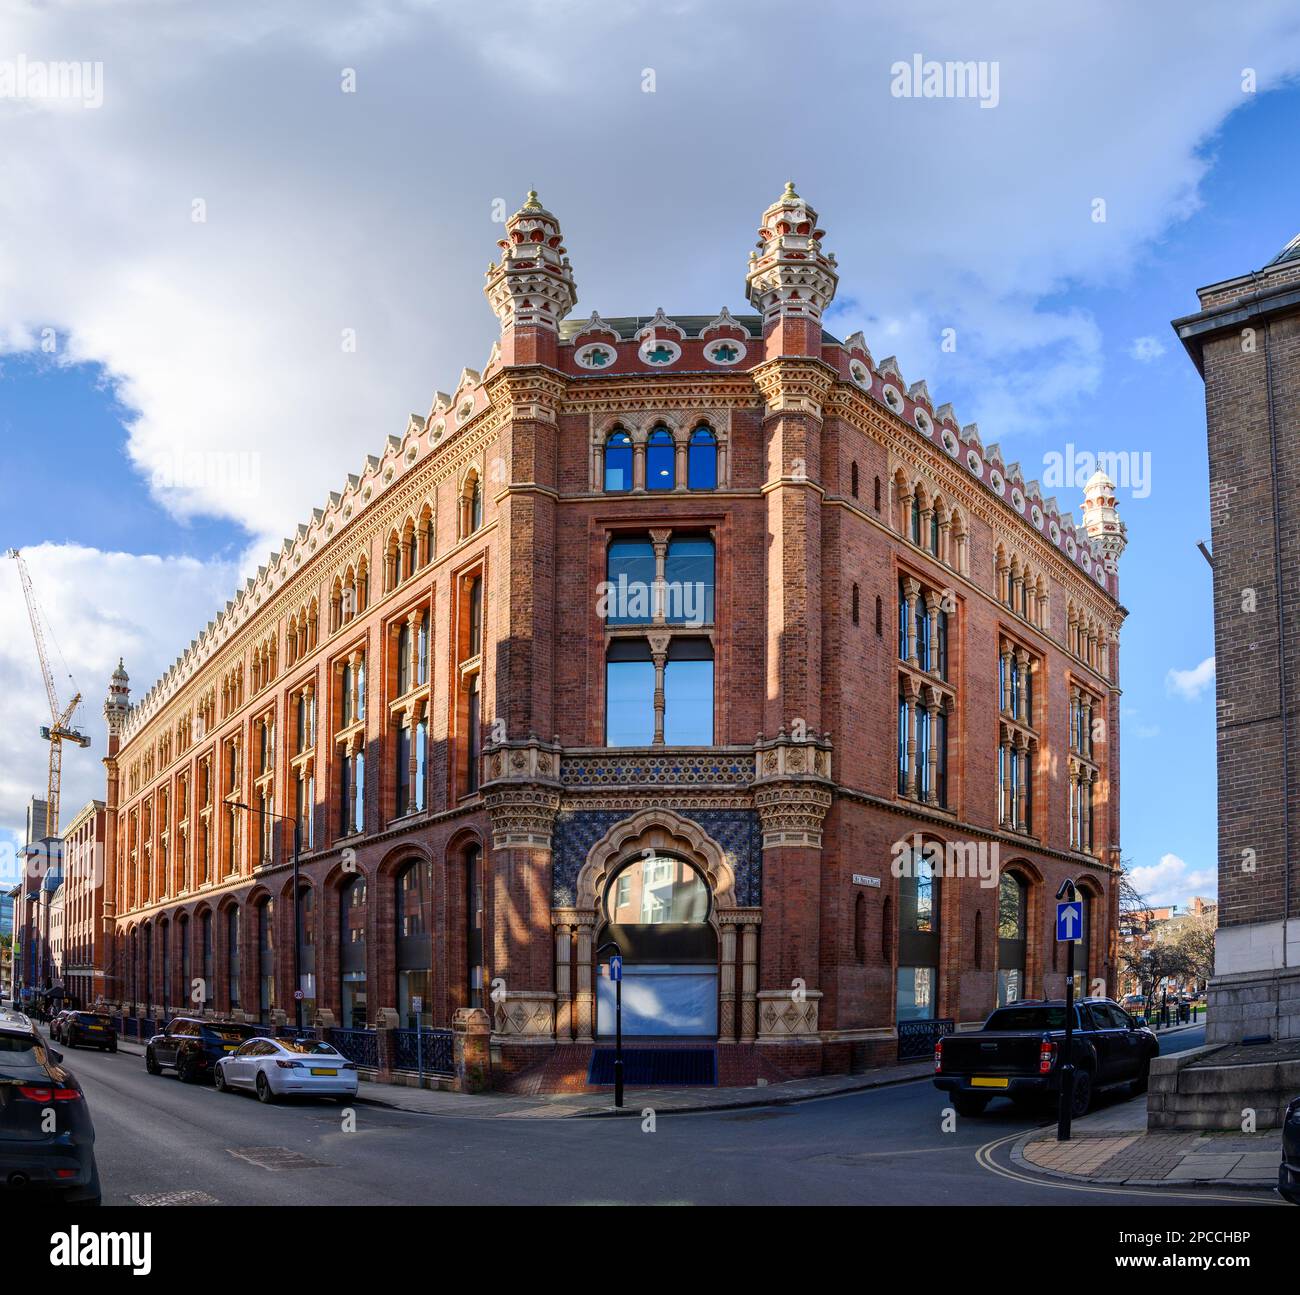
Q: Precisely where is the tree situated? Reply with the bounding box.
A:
[1166,906,1216,990]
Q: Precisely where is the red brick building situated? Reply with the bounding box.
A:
[101,186,1126,1084]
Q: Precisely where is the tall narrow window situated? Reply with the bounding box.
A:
[466,677,481,793]
[468,577,483,656]
[604,430,633,492]
[605,539,655,626]
[417,611,429,684]
[395,721,412,816]
[646,427,675,490]
[850,462,859,498]
[606,640,655,746]
[258,899,275,1023]
[397,622,412,696]
[687,426,717,490]
[663,639,713,745]
[469,475,483,532]
[665,536,714,626]
[201,912,213,1008]
[466,845,484,1009]
[340,876,368,1029]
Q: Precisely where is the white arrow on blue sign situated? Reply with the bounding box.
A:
[609,955,623,982]
[1056,900,1083,942]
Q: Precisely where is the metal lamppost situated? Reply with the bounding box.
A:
[226,799,303,1031]
[596,940,624,1108]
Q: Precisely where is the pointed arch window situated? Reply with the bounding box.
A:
[688,426,717,490]
[604,430,633,492]
[646,427,675,490]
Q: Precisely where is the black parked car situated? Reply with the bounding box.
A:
[1280,1096,1300,1205]
[145,1017,259,1084]
[933,997,1160,1117]
[0,1009,100,1204]
[57,1011,118,1053]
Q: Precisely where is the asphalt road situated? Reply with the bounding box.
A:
[52,1022,1283,1207]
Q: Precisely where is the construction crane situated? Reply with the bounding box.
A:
[7,548,90,839]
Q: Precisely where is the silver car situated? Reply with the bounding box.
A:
[214,1036,358,1103]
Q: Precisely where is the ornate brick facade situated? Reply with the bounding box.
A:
[100,186,1125,1083]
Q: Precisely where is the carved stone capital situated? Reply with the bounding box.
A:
[757,988,822,1039]
[753,783,833,848]
[750,357,835,418]
[480,737,562,791]
[484,784,561,850]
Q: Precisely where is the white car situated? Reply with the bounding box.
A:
[214,1036,358,1103]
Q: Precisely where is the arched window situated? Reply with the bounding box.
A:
[296,885,316,1020]
[896,845,940,1022]
[340,875,368,1029]
[258,898,275,1023]
[599,854,716,1036]
[910,495,922,546]
[396,860,432,1029]
[646,427,675,490]
[688,426,717,490]
[604,430,633,492]
[997,871,1028,1006]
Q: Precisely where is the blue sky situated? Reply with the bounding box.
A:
[3,1,1299,911]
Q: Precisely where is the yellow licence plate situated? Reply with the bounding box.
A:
[223,1044,238,1051]
[972,1077,1009,1088]
[310,1068,338,1076]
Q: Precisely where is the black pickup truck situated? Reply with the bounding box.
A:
[933,998,1159,1117]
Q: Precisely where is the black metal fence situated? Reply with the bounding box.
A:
[327,1027,380,1069]
[897,1017,954,1062]
[393,1028,454,1076]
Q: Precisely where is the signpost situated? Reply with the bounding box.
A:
[597,942,624,1108]
[1055,879,1080,1142]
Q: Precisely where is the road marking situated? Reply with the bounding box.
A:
[974,1130,1283,1205]
[226,1146,331,1170]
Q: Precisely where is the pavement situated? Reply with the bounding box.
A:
[1011,1086,1281,1191]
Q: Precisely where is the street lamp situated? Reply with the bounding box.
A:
[225,799,304,1030]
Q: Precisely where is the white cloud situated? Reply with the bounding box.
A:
[2,2,1299,848]
[1166,655,1216,700]
[1129,335,1167,362]
[1129,852,1216,909]
[0,545,241,842]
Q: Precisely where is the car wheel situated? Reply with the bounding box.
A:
[214,1066,229,1093]
[108,1043,117,1054]
[1130,1060,1150,1096]
[177,1052,198,1084]
[952,1093,990,1117]
[255,1072,276,1104]
[145,1047,162,1076]
[1069,1069,1094,1118]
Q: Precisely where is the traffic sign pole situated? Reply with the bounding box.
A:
[1056,879,1079,1142]
[597,942,624,1108]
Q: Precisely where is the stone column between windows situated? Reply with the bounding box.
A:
[1015,733,1029,832]
[405,703,421,802]
[574,917,595,1043]
[1015,649,1030,725]
[938,516,951,565]
[648,631,670,745]
[924,689,941,806]
[1068,761,1079,848]
[591,437,604,492]
[924,592,941,676]
[1081,696,1093,758]
[1000,644,1013,715]
[673,433,688,489]
[632,432,646,491]
[1083,767,1094,854]
[905,684,919,798]
[903,578,921,667]
[407,610,421,684]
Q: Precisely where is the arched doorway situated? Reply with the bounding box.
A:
[596,853,718,1038]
